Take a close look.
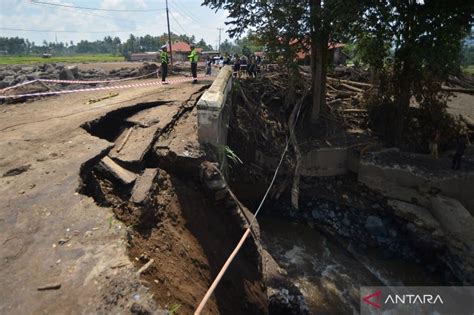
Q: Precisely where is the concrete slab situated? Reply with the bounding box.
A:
[126,103,173,127]
[99,156,136,185]
[430,195,472,234]
[109,125,160,164]
[388,199,440,231]
[301,147,349,176]
[130,168,159,204]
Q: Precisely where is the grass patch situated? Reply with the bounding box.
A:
[0,54,124,65]
[463,65,474,76]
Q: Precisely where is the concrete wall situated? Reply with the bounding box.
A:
[301,147,349,176]
[197,65,233,146]
[358,159,474,215]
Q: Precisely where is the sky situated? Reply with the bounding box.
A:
[0,0,231,48]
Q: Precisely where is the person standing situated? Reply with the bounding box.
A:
[233,54,241,78]
[188,44,199,83]
[160,46,169,84]
[205,56,212,76]
[429,129,440,159]
[452,134,467,170]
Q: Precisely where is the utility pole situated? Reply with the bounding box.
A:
[166,0,173,66]
[217,28,223,54]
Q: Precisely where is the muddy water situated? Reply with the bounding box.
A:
[260,216,446,314]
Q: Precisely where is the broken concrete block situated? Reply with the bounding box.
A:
[98,156,136,185]
[130,168,159,204]
[388,199,440,231]
[109,126,159,165]
[430,195,472,235]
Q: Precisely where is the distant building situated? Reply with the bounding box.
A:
[166,41,203,62]
[295,42,348,65]
[130,52,159,62]
[201,50,220,59]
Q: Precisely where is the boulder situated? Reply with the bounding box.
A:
[59,67,75,80]
[365,215,388,237]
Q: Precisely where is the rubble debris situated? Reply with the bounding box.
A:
[130,168,159,204]
[136,259,155,276]
[109,126,160,165]
[98,156,136,185]
[86,92,119,105]
[37,283,61,291]
[2,164,31,177]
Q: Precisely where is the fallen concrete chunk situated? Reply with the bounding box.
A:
[99,156,136,185]
[130,168,159,204]
[430,195,472,234]
[109,126,159,164]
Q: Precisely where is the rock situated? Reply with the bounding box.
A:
[130,302,151,315]
[329,210,336,218]
[311,209,320,220]
[365,215,388,237]
[67,65,79,76]
[342,217,351,226]
[206,178,227,191]
[59,67,75,80]
[388,199,440,232]
[44,63,55,73]
[3,75,15,85]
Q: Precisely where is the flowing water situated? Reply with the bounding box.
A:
[260,216,447,314]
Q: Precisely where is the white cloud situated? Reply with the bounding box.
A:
[0,0,232,48]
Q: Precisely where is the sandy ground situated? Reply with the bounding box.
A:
[447,92,474,119]
[0,76,209,314]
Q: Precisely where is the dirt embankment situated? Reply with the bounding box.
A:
[79,85,268,314]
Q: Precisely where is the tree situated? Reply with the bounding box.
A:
[203,0,361,123]
[353,0,472,145]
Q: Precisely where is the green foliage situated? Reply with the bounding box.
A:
[0,32,214,59]
[365,90,460,152]
[353,0,472,146]
[168,303,181,315]
[461,43,474,67]
[223,145,243,166]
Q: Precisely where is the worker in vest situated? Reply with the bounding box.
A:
[160,46,169,84]
[188,44,198,83]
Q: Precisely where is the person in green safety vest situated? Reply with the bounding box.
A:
[160,46,169,84]
[188,44,199,83]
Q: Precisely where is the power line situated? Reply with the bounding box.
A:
[172,0,201,24]
[169,11,188,35]
[169,1,216,31]
[0,27,155,34]
[29,0,166,12]
[30,2,140,24]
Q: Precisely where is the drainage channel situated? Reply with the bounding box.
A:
[224,78,463,314]
[77,88,269,315]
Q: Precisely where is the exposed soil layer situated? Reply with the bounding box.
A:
[79,86,268,314]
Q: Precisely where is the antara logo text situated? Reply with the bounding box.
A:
[362,290,444,309]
